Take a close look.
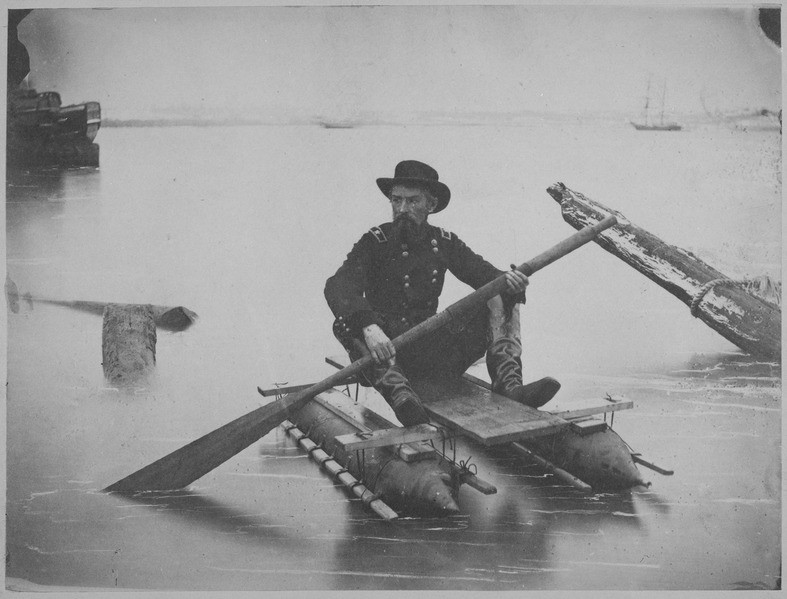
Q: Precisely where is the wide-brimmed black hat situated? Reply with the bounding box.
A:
[376,160,451,213]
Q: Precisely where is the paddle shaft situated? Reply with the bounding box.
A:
[105,214,616,493]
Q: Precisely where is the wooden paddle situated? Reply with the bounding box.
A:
[105,215,617,493]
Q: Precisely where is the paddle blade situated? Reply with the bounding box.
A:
[105,358,369,493]
[104,394,301,493]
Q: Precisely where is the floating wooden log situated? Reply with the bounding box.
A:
[102,304,156,386]
[546,182,781,360]
[37,298,197,332]
[3,280,198,332]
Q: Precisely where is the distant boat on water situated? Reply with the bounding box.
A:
[630,79,682,131]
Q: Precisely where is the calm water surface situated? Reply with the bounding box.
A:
[5,121,781,591]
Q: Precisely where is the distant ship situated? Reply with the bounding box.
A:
[317,119,357,129]
[630,79,682,132]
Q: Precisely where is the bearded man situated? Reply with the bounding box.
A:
[325,160,559,426]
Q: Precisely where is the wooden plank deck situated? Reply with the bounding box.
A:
[410,375,569,446]
[326,355,571,446]
[463,369,634,420]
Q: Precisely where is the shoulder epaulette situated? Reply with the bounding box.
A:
[439,227,453,240]
[369,226,388,243]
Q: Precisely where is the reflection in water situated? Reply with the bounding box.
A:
[107,489,309,549]
[676,351,781,383]
[322,438,648,591]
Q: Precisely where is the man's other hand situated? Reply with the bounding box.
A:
[363,324,395,366]
[504,268,529,295]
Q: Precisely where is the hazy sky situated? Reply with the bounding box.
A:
[16,5,782,122]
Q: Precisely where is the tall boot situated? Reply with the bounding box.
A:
[485,296,560,409]
[372,362,430,427]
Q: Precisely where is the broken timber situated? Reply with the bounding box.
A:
[547,182,781,360]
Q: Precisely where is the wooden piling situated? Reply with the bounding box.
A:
[102,303,156,386]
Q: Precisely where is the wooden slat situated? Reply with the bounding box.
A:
[549,399,634,420]
[315,392,436,462]
[569,418,608,436]
[335,424,444,452]
[258,378,359,397]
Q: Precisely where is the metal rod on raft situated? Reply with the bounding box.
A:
[632,454,674,476]
[510,441,593,493]
[281,421,398,520]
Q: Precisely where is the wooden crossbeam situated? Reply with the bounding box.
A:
[569,418,608,436]
[334,424,445,452]
[315,393,437,462]
[550,399,634,421]
[258,378,359,397]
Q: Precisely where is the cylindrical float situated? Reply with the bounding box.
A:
[291,393,461,516]
[523,423,648,491]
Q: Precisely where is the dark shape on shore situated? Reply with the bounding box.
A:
[547,182,781,361]
[5,275,20,314]
[6,9,101,169]
[759,7,780,47]
[7,10,32,89]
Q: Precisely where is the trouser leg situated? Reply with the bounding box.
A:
[485,296,560,409]
[347,338,429,427]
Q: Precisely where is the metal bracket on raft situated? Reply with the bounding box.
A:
[510,442,593,493]
[631,454,674,476]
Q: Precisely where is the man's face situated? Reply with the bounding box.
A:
[390,185,435,227]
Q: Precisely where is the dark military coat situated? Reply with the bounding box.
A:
[325,221,507,343]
